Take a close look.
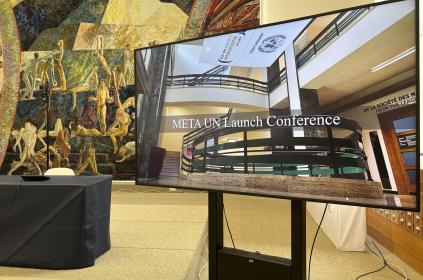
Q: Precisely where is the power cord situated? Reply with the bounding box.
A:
[198,232,209,280]
[308,203,328,280]
[356,238,409,279]
[198,201,236,280]
[223,202,236,249]
[355,260,385,279]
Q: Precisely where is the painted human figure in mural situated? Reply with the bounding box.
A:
[20,52,40,100]
[28,53,41,93]
[76,138,99,175]
[123,43,133,86]
[69,66,99,111]
[50,40,67,94]
[52,123,71,167]
[8,122,42,175]
[72,124,102,137]
[107,106,131,153]
[124,97,136,136]
[10,129,22,155]
[33,118,70,168]
[26,119,48,152]
[46,145,61,168]
[20,73,30,100]
[93,35,112,87]
[50,118,64,137]
[20,71,30,100]
[116,141,135,163]
[36,118,62,145]
[110,65,125,116]
[39,57,55,88]
[105,95,135,154]
[122,96,135,111]
[37,118,64,141]
[89,79,111,135]
[112,65,125,91]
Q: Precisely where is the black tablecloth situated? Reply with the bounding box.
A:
[0,175,112,269]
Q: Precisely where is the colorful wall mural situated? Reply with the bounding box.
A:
[0,0,260,179]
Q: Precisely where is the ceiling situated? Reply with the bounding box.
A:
[302,11,416,108]
[294,13,338,55]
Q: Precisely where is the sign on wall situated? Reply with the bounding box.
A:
[363,90,416,114]
[199,20,310,67]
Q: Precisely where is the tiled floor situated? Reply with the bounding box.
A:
[0,187,421,280]
[0,189,208,280]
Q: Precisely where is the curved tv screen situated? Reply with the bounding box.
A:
[135,0,419,211]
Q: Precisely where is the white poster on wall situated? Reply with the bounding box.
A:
[199,20,311,67]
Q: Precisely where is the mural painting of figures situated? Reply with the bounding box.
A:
[0,0,259,179]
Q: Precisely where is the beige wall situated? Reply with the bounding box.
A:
[260,0,383,24]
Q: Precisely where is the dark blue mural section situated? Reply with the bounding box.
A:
[14,0,83,50]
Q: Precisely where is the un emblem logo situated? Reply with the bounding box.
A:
[258,35,286,53]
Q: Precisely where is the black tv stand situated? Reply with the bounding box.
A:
[209,191,306,280]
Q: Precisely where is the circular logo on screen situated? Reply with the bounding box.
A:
[258,35,286,53]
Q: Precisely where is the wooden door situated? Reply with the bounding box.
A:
[378,105,417,195]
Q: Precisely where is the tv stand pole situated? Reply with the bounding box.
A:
[208,191,307,280]
[291,199,307,280]
[209,191,224,280]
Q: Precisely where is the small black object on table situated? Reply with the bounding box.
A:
[0,175,112,269]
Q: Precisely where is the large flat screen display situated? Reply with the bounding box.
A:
[135,0,419,211]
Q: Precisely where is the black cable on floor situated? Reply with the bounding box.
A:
[359,239,410,280]
[308,203,328,280]
[355,240,388,280]
[386,263,409,279]
[223,202,236,249]
[355,263,386,279]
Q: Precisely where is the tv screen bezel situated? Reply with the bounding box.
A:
[134,0,420,211]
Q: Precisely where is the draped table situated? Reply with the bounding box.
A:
[0,175,112,269]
